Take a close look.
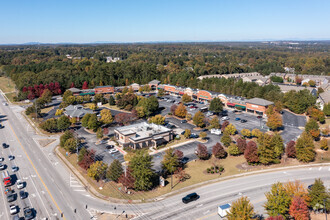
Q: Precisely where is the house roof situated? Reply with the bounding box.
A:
[64,105,93,118]
[319,90,330,104]
[149,80,161,85]
[246,98,274,106]
[277,84,312,93]
[95,85,114,88]
[68,87,81,93]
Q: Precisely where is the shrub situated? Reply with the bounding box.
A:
[228,143,240,156]
[320,139,328,151]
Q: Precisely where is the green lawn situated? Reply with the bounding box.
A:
[0,76,16,93]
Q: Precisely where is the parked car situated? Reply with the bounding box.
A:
[8,155,14,161]
[181,130,186,135]
[109,149,118,154]
[10,205,18,215]
[99,139,108,144]
[0,163,5,170]
[181,120,187,123]
[235,117,241,121]
[24,207,34,220]
[106,145,114,149]
[182,192,199,204]
[210,129,221,135]
[257,116,262,119]
[2,143,7,148]
[0,157,4,162]
[7,191,15,202]
[19,190,27,199]
[12,166,18,172]
[221,116,229,121]
[181,157,189,164]
[240,119,247,123]
[190,133,199,139]
[17,180,24,189]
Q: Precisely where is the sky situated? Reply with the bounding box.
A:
[0,0,329,44]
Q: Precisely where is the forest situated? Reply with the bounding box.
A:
[0,42,329,93]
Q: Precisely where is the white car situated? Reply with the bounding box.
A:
[17,180,24,189]
[109,149,118,154]
[8,155,14,161]
[210,129,222,135]
[0,163,5,170]
[221,116,229,121]
[0,157,4,162]
[10,205,18,215]
[12,166,18,172]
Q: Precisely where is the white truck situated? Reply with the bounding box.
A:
[210,129,221,135]
[218,203,231,217]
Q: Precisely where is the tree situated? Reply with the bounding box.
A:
[244,141,259,164]
[225,123,237,136]
[129,151,155,191]
[135,106,145,118]
[55,109,63,116]
[64,138,77,153]
[193,111,205,127]
[115,113,134,125]
[323,103,330,116]
[272,133,284,158]
[96,127,103,139]
[305,118,320,139]
[184,129,191,139]
[78,149,95,170]
[227,196,255,220]
[264,182,291,218]
[94,93,104,104]
[57,115,71,131]
[137,96,159,116]
[289,196,310,220]
[308,178,330,211]
[78,147,87,162]
[286,141,296,158]
[209,98,223,114]
[320,138,328,150]
[186,113,192,121]
[251,128,263,138]
[87,114,100,131]
[40,118,58,132]
[162,148,179,174]
[175,104,187,118]
[109,96,116,105]
[221,121,229,132]
[106,159,123,182]
[266,216,285,220]
[87,161,108,181]
[236,138,247,154]
[81,113,92,128]
[82,81,88,89]
[266,109,283,130]
[181,94,192,103]
[284,180,310,204]
[118,168,135,190]
[258,133,278,165]
[174,150,184,162]
[209,117,220,129]
[275,101,283,113]
[296,131,315,162]
[148,114,165,125]
[170,104,177,115]
[221,132,232,147]
[228,143,240,156]
[199,132,207,139]
[308,80,316,87]
[212,143,227,159]
[60,130,74,148]
[241,129,251,138]
[40,89,52,105]
[157,88,165,97]
[100,109,113,124]
[63,90,73,103]
[195,144,209,160]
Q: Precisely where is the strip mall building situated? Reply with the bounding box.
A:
[160,84,274,116]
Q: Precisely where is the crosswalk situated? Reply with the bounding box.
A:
[69,173,91,197]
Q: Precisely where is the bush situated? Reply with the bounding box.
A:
[286,141,296,158]
[320,139,328,151]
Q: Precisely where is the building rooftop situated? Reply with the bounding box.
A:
[246,98,274,106]
[68,87,81,93]
[95,85,114,88]
[64,105,93,118]
[115,122,171,142]
[149,80,161,85]
[319,90,330,104]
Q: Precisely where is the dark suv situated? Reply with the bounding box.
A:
[182,192,199,204]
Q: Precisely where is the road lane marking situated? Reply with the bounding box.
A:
[196,204,203,208]
[319,167,322,171]
[195,211,217,220]
[8,122,66,220]
[29,175,51,219]
[203,210,210,215]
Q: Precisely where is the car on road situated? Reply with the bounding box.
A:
[8,155,14,161]
[3,102,8,106]
[182,192,199,204]
[24,207,34,220]
[10,205,18,215]
[221,116,229,121]
[17,180,24,189]
[0,163,5,170]
[19,190,27,199]
[181,120,187,123]
[12,166,18,172]
[0,157,4,162]
[109,149,118,154]
[240,119,247,123]
[12,215,20,220]
[235,117,241,121]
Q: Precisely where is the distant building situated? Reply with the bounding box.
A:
[67,87,81,96]
[64,105,93,121]
[106,57,121,63]
[197,72,261,80]
[148,80,161,90]
[242,76,269,86]
[114,122,173,149]
[318,90,330,110]
[129,83,140,92]
[245,98,274,116]
[95,85,114,94]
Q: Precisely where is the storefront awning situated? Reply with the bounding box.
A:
[227,102,235,107]
[179,92,184,95]
[235,104,246,109]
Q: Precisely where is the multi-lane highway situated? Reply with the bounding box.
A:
[0,92,329,220]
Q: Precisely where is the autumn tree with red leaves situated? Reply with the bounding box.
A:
[236,137,247,154]
[78,149,95,170]
[82,81,88,90]
[286,141,296,158]
[244,141,259,164]
[212,142,227,159]
[118,168,135,191]
[221,121,230,132]
[289,196,310,220]
[195,144,209,160]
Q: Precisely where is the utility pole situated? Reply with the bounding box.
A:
[324,199,328,220]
